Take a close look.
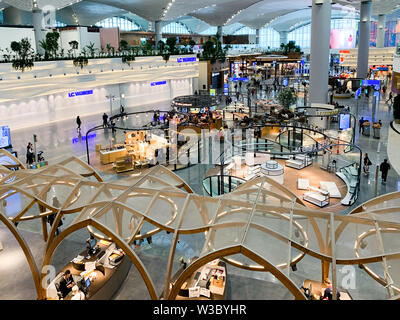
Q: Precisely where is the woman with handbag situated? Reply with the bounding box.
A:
[363,153,372,175]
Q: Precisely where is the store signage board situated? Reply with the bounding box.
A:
[231,77,249,82]
[177,57,197,63]
[68,90,93,98]
[151,81,167,86]
[72,132,96,144]
[339,114,351,130]
[355,87,362,99]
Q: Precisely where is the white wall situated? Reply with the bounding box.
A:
[171,79,192,98]
[0,78,194,131]
[59,29,80,55]
[0,27,36,55]
[79,27,101,52]
[0,55,198,130]
[59,27,101,55]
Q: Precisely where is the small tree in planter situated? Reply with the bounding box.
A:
[166,37,178,55]
[39,31,60,60]
[393,94,400,124]
[106,43,112,56]
[122,54,136,66]
[86,42,96,58]
[188,39,196,53]
[277,88,298,109]
[162,53,170,63]
[157,40,165,53]
[73,56,88,69]
[11,38,34,72]
[69,40,79,57]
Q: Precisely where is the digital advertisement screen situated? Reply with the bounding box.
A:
[330,29,356,49]
[0,126,11,148]
[362,79,381,90]
[339,114,351,130]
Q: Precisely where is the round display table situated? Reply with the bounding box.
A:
[261,160,284,184]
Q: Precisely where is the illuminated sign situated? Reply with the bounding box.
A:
[339,114,351,130]
[151,81,167,86]
[177,57,197,63]
[72,133,96,144]
[68,90,93,98]
[230,77,249,82]
[210,89,216,96]
[355,88,362,99]
[316,110,340,116]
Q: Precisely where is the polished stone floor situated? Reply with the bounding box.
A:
[0,87,398,300]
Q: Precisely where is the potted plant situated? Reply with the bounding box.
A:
[85,42,96,58]
[39,31,60,60]
[10,38,34,72]
[122,54,136,66]
[73,56,88,69]
[277,88,298,109]
[162,53,170,62]
[69,40,79,57]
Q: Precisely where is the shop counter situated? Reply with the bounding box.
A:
[100,148,127,165]
[302,279,352,300]
[47,240,131,300]
[319,181,341,199]
[303,191,330,207]
[172,260,227,300]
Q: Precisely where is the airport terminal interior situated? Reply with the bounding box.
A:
[1,0,400,301]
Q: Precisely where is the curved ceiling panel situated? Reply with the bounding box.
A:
[189,0,263,26]
[58,0,126,26]
[87,0,172,21]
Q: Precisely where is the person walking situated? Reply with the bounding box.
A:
[380,159,391,183]
[359,116,364,134]
[47,196,63,236]
[26,142,34,165]
[76,116,81,131]
[363,153,372,175]
[102,113,108,128]
[386,91,393,105]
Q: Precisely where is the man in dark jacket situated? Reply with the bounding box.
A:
[380,159,391,183]
[102,113,108,128]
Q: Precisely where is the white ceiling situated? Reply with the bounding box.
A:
[1,0,400,32]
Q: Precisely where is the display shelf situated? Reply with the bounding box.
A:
[319,181,341,199]
[336,172,357,206]
[261,161,284,176]
[303,191,330,207]
[285,154,312,170]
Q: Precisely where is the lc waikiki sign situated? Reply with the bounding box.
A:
[177,57,197,63]
[68,90,94,98]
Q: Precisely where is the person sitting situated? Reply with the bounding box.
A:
[58,270,75,298]
[320,278,340,300]
[71,285,85,300]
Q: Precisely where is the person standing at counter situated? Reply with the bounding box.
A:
[320,278,340,300]
[59,270,75,298]
[26,142,34,165]
[71,285,85,300]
